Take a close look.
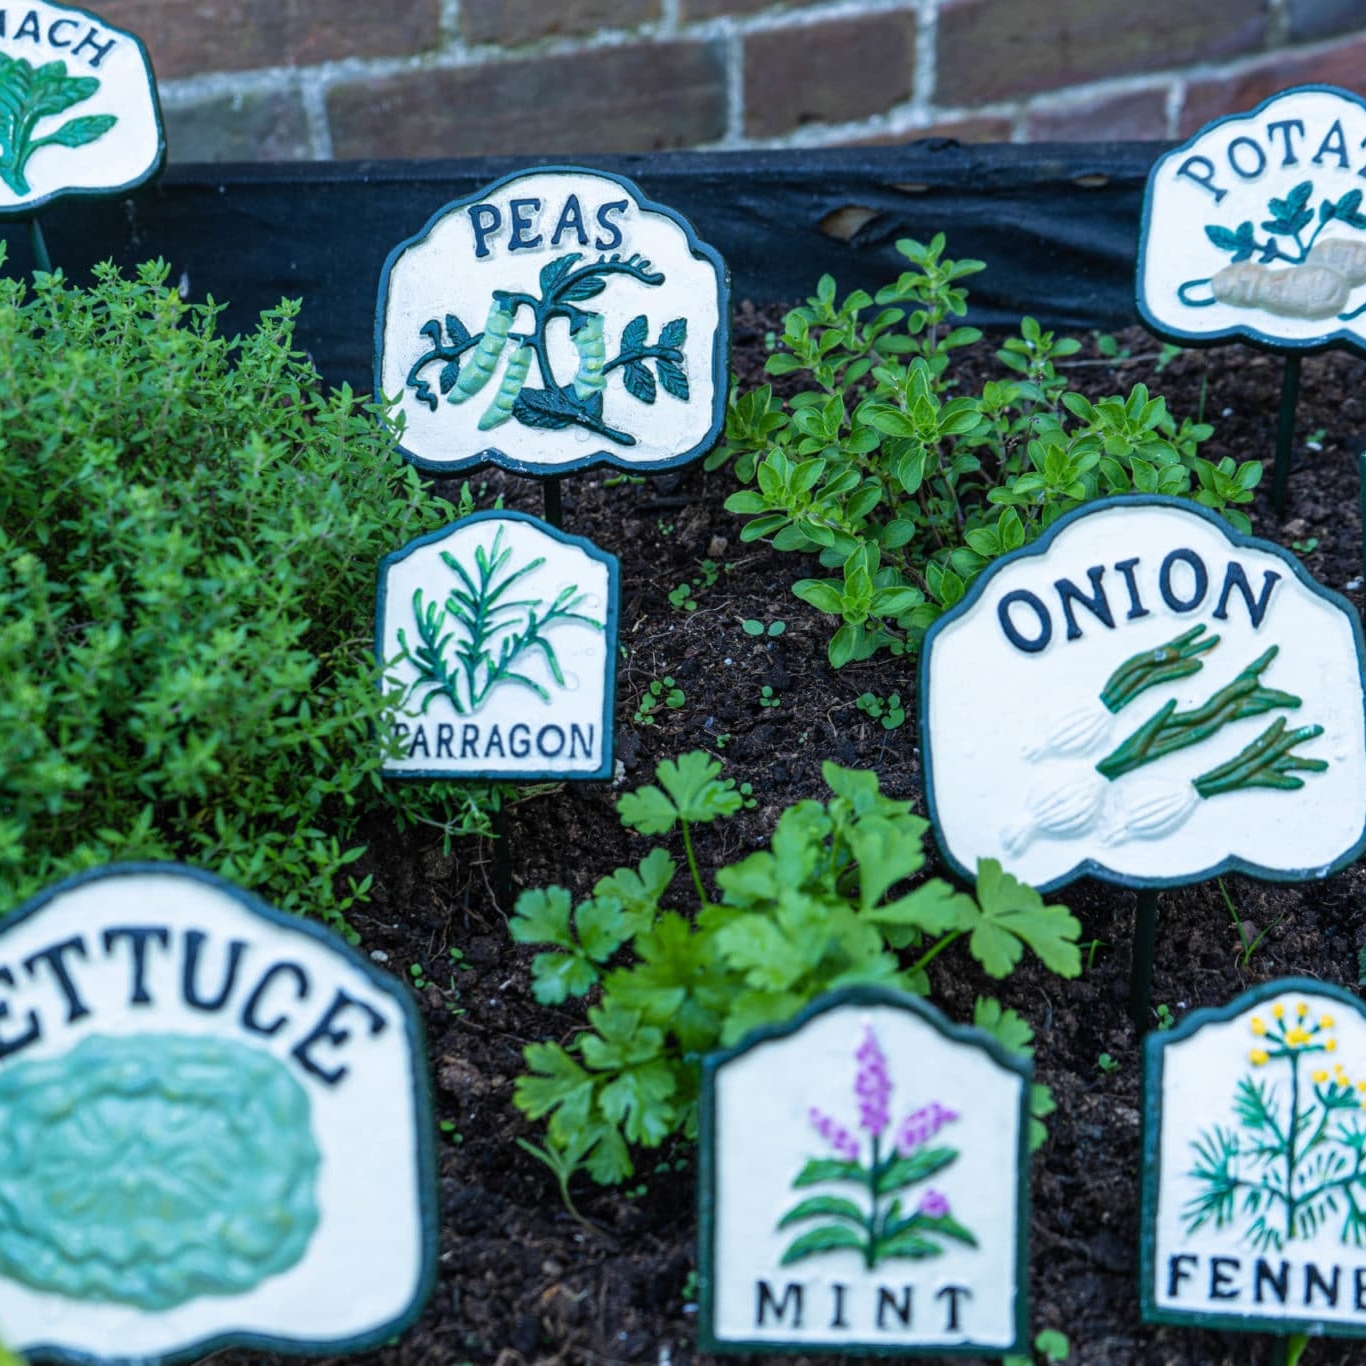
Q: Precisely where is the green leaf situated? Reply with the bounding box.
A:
[598,1057,678,1146]
[34,113,117,149]
[621,314,648,351]
[793,1156,866,1187]
[617,750,743,834]
[528,948,600,1004]
[880,1146,957,1190]
[515,1041,597,1131]
[874,1231,945,1260]
[793,578,845,616]
[776,1194,867,1228]
[973,996,1036,1056]
[970,858,1081,978]
[592,847,675,933]
[780,1224,867,1264]
[509,885,575,949]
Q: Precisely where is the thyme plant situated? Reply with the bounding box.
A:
[0,253,476,926]
[712,235,1255,666]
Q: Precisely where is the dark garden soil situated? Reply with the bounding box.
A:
[240,316,1366,1366]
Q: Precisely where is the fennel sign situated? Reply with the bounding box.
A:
[0,1,164,215]
[1142,979,1366,1345]
[376,510,618,780]
[699,988,1030,1356]
[0,864,435,1364]
[921,497,1366,892]
[1139,85,1366,353]
[374,165,729,476]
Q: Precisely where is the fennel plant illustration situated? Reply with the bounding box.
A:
[394,527,602,715]
[0,54,117,196]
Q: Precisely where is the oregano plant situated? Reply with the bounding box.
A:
[511,751,1079,1186]
[711,235,1255,666]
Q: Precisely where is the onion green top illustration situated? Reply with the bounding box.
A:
[0,1033,320,1309]
[0,54,117,197]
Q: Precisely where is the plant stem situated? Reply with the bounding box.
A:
[680,816,707,908]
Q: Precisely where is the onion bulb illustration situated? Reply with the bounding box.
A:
[1099,780,1199,845]
[1002,772,1107,855]
[1021,706,1115,760]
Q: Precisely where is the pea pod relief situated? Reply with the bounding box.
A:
[375,166,729,476]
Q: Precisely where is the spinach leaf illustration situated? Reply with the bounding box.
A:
[0,54,117,196]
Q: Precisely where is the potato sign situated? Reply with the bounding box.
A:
[920,497,1366,892]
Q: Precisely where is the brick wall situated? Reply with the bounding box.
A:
[90,0,1366,162]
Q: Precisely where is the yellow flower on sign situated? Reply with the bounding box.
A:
[1251,1017,1267,1036]
[1272,1004,1285,1019]
[1321,1015,1336,1029]
[1251,1049,1269,1066]
[1298,1002,1309,1018]
[1314,1070,1330,1083]
[1286,1026,1311,1046]
[1327,1039,1338,1053]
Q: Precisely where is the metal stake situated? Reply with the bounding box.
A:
[1130,888,1160,1031]
[491,803,514,911]
[28,216,52,274]
[543,476,563,529]
[1271,353,1301,518]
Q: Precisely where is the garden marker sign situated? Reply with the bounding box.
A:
[0,864,436,1364]
[1138,85,1366,354]
[377,510,618,780]
[1142,979,1366,1346]
[374,165,729,476]
[699,988,1030,1357]
[0,1,164,215]
[921,496,1366,893]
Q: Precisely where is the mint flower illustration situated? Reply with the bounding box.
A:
[776,1026,976,1269]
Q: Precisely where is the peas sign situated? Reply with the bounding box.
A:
[374,166,729,476]
[0,1,164,215]
[920,497,1366,892]
[0,864,435,1363]
[1139,85,1366,353]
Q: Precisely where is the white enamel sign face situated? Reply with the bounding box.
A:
[1143,981,1366,1340]
[0,865,434,1363]
[0,2,163,215]
[700,992,1029,1356]
[922,498,1366,892]
[375,166,729,475]
[377,512,617,780]
[1139,85,1366,352]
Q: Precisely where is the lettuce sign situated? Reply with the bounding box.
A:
[921,496,1366,891]
[0,1,164,214]
[0,864,435,1362]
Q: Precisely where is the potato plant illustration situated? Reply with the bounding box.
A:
[0,54,117,196]
[778,1026,976,1270]
[1185,1002,1366,1251]
[394,525,603,715]
[1180,181,1366,321]
[406,251,688,445]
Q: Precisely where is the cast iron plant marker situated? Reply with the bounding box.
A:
[0,1,164,271]
[1138,84,1366,517]
[0,864,436,1364]
[699,986,1031,1357]
[1142,979,1366,1365]
[919,495,1366,1033]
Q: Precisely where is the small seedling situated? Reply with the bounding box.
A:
[668,582,698,611]
[1291,536,1320,554]
[1095,332,1130,361]
[1219,877,1283,968]
[1154,1003,1175,1031]
[1097,1052,1119,1075]
[856,690,906,730]
[1305,427,1327,452]
[1082,937,1107,972]
[657,519,675,537]
[681,1269,699,1304]
[742,618,786,637]
[670,559,727,612]
[439,1119,464,1146]
[758,684,781,709]
[409,962,430,991]
[603,472,646,487]
[738,781,757,810]
[634,676,685,726]
[1155,341,1183,372]
[1004,1328,1071,1365]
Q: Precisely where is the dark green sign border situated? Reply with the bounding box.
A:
[918,493,1366,894]
[373,163,731,477]
[375,507,619,782]
[0,1,166,220]
[1,861,438,1366]
[697,984,1031,1357]
[1140,976,1366,1340]
[1135,83,1366,360]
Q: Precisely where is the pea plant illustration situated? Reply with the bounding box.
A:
[1006,626,1327,853]
[1184,1001,1366,1251]
[393,526,602,716]
[776,1027,977,1270]
[407,252,689,445]
[1179,180,1366,320]
[0,54,117,196]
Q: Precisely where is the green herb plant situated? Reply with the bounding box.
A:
[0,253,481,929]
[669,558,728,612]
[1004,1328,1071,1366]
[711,235,1248,667]
[856,691,906,730]
[634,676,686,727]
[510,751,1080,1186]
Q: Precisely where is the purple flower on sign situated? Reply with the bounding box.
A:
[896,1101,960,1156]
[808,1106,860,1163]
[854,1027,892,1136]
[918,1189,950,1219]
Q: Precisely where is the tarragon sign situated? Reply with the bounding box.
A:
[0,1,164,215]
[921,496,1366,892]
[374,166,729,476]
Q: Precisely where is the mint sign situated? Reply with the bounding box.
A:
[377,511,618,780]
[699,989,1030,1356]
[921,496,1366,892]
[375,166,729,476]
[0,1,164,215]
[1139,85,1366,354]
[0,864,435,1363]
[1143,979,1366,1344]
